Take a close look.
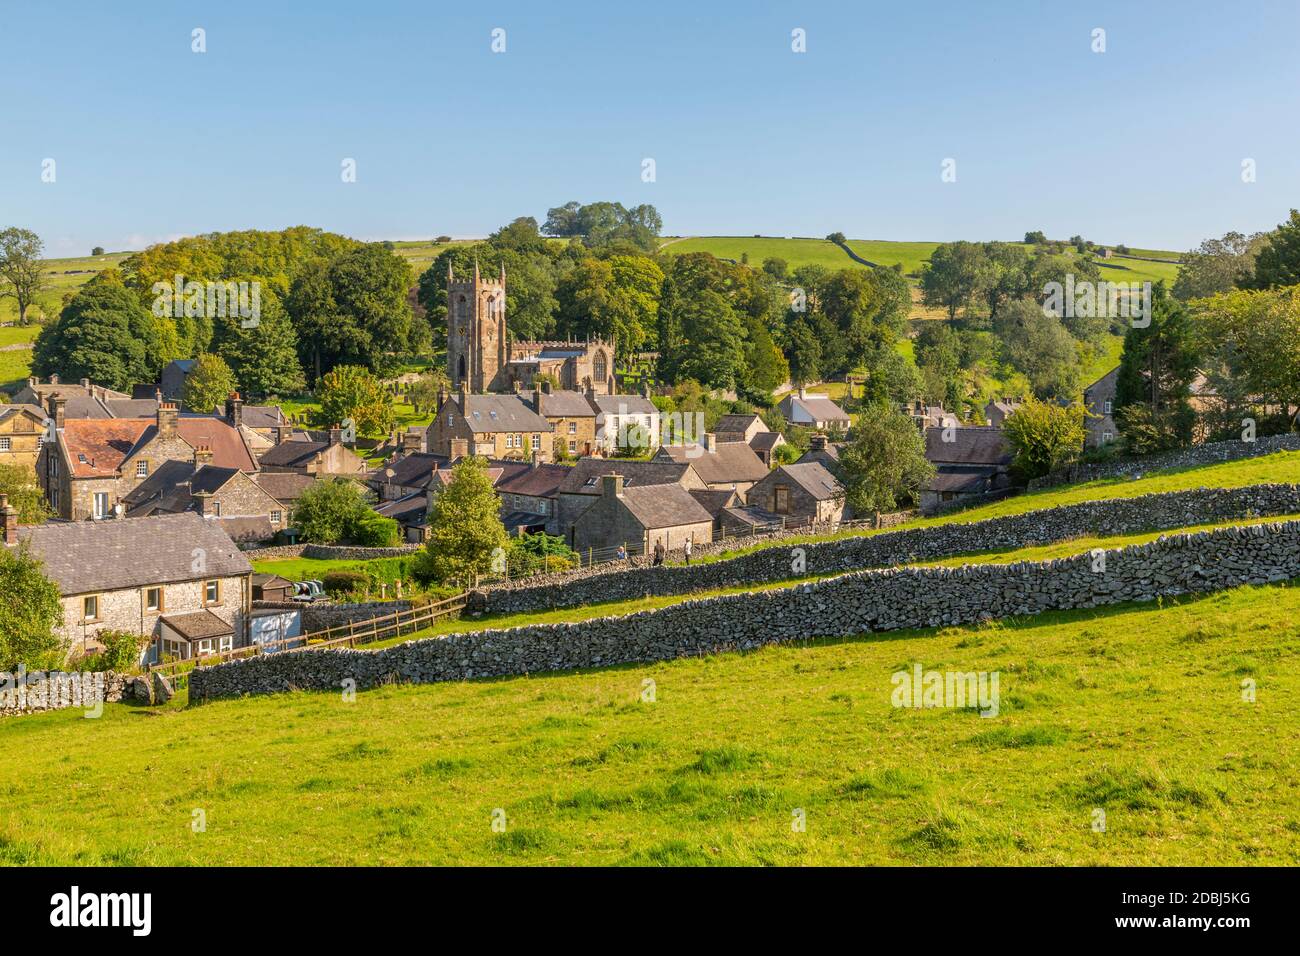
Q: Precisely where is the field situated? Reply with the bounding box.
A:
[1,577,1297,865]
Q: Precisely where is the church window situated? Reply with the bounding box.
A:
[593,352,607,383]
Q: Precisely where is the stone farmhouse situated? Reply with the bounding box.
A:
[426,388,554,461]
[251,471,317,515]
[571,473,714,557]
[652,434,769,495]
[532,385,599,458]
[747,461,845,524]
[983,397,1023,428]
[0,403,47,473]
[256,428,368,477]
[39,400,258,521]
[121,450,288,545]
[555,458,707,546]
[1083,367,1119,449]
[1,504,253,665]
[779,387,852,432]
[446,262,616,395]
[920,425,1013,511]
[715,412,786,465]
[496,461,570,535]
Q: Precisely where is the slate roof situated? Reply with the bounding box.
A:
[252,472,316,504]
[258,440,330,468]
[161,608,233,641]
[750,431,784,453]
[655,441,769,485]
[618,483,713,529]
[925,469,998,494]
[377,453,450,489]
[590,394,658,417]
[715,413,762,434]
[924,426,1012,467]
[218,515,276,544]
[9,512,252,595]
[121,460,238,515]
[781,393,851,424]
[769,461,843,501]
[537,390,597,418]
[458,394,552,433]
[495,462,570,498]
[558,458,693,495]
[0,404,46,426]
[688,488,740,517]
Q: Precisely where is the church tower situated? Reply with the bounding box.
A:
[446,261,507,393]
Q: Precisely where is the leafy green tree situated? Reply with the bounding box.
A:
[91,246,105,257]
[213,292,305,398]
[1024,230,1047,245]
[784,317,821,386]
[661,289,744,389]
[542,201,661,251]
[287,243,413,381]
[979,241,1032,318]
[416,457,509,587]
[0,543,63,669]
[556,253,663,353]
[405,369,449,415]
[920,241,989,319]
[292,478,372,544]
[836,404,934,514]
[1173,231,1265,300]
[0,464,51,524]
[993,298,1082,399]
[761,257,788,281]
[1115,284,1199,449]
[0,227,46,325]
[1250,209,1300,289]
[739,313,789,396]
[315,364,395,437]
[1001,396,1087,480]
[181,353,238,414]
[32,277,162,390]
[349,509,400,547]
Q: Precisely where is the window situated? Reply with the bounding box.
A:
[1103,400,1113,415]
[1102,431,1114,443]
[219,636,233,653]
[531,434,540,450]
[447,413,454,426]
[145,587,162,612]
[83,595,99,621]
[0,438,10,452]
[568,421,576,435]
[93,493,110,519]
[135,460,148,478]
[594,352,607,383]
[204,580,221,605]
[197,639,213,656]
[569,440,576,453]
[213,501,221,517]
[270,510,282,524]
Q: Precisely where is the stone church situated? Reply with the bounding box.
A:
[446,262,616,395]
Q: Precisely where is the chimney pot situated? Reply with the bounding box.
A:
[0,494,17,546]
[601,473,624,498]
[157,401,178,439]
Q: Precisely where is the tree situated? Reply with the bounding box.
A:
[1114,284,1199,449]
[92,246,105,256]
[0,227,46,326]
[1173,231,1265,300]
[661,289,744,389]
[993,298,1082,399]
[0,463,51,524]
[919,241,989,319]
[286,243,413,381]
[212,290,305,398]
[416,457,509,587]
[0,543,63,669]
[32,277,162,390]
[541,201,661,251]
[315,364,395,437]
[556,253,663,354]
[825,231,847,244]
[181,353,238,413]
[836,404,934,514]
[1001,397,1087,480]
[1024,230,1047,245]
[1251,209,1300,289]
[761,257,788,281]
[785,317,821,386]
[405,369,449,416]
[980,241,1032,319]
[292,478,383,544]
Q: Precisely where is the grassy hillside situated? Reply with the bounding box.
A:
[2,576,1297,865]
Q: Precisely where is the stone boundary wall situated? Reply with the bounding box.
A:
[1029,433,1300,490]
[190,520,1300,702]
[242,543,421,562]
[474,483,1300,616]
[300,601,413,632]
[0,670,132,717]
[242,544,309,560]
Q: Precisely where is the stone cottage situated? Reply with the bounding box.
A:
[2,504,253,665]
[1083,367,1119,449]
[652,434,769,496]
[571,473,714,557]
[746,461,845,524]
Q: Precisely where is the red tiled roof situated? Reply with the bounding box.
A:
[61,416,256,478]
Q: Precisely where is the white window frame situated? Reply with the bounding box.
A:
[271,510,282,524]
[93,492,110,519]
[531,434,540,451]
[1103,400,1113,415]
[0,437,10,452]
[136,460,148,478]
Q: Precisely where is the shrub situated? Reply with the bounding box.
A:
[322,570,370,595]
[78,629,147,673]
[349,509,400,547]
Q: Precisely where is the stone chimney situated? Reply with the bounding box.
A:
[401,429,422,454]
[328,424,343,445]
[457,383,469,410]
[80,378,90,389]
[702,432,716,453]
[532,384,544,415]
[192,488,212,515]
[157,402,178,439]
[810,433,828,453]
[275,425,291,445]
[224,391,243,429]
[601,473,625,499]
[449,437,469,459]
[0,494,17,545]
[193,445,214,468]
[797,385,807,400]
[437,384,448,410]
[27,376,37,388]
[47,395,66,430]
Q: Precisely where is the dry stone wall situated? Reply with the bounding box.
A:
[0,670,133,718]
[476,484,1300,615]
[191,520,1300,702]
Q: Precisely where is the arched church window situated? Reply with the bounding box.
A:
[593,351,607,384]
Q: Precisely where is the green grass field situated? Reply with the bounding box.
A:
[2,575,1297,865]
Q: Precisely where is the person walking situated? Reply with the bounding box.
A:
[684,537,693,565]
[653,539,665,567]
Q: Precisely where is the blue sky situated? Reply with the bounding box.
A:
[3,0,1298,257]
